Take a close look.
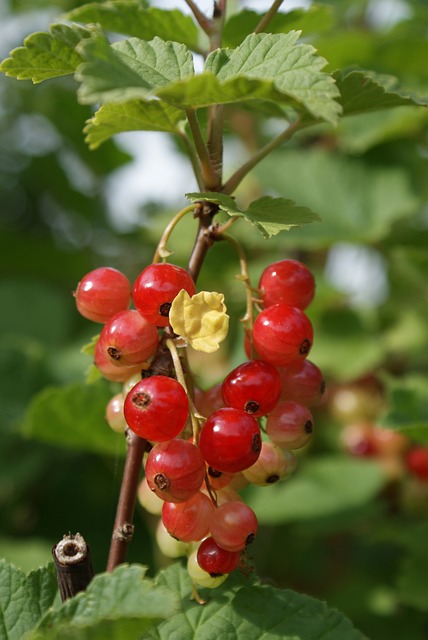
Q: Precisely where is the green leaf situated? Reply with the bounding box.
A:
[186,192,320,238]
[0,538,53,574]
[0,23,92,83]
[246,456,385,524]
[334,70,428,116]
[379,375,428,444]
[66,3,200,52]
[158,32,341,124]
[146,563,363,640]
[0,560,57,640]
[28,564,179,640]
[76,34,194,104]
[84,100,186,149]
[22,381,126,456]
[223,5,335,48]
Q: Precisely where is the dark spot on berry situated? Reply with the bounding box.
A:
[246,532,256,545]
[107,346,121,361]
[159,302,172,317]
[267,474,280,484]
[132,391,151,408]
[209,572,224,578]
[208,467,222,478]
[245,400,259,414]
[299,339,311,355]
[154,473,170,492]
[252,433,262,453]
[305,420,313,434]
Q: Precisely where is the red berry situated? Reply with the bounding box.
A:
[222,360,281,416]
[259,259,315,310]
[162,491,214,542]
[209,501,258,552]
[145,439,205,502]
[252,303,313,367]
[199,407,261,473]
[406,446,428,482]
[97,309,159,367]
[133,263,196,327]
[205,466,234,490]
[74,267,131,323]
[124,376,188,441]
[278,359,326,407]
[197,537,241,576]
[94,341,145,382]
[266,401,314,450]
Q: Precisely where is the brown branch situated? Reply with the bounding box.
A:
[53,533,94,600]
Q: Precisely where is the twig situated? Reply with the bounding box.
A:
[184,0,213,34]
[53,533,94,600]
[254,0,285,34]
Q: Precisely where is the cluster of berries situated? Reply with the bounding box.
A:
[74,258,325,587]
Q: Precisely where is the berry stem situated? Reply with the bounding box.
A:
[220,233,255,332]
[152,204,199,263]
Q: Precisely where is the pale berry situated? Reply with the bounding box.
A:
[156,520,189,558]
[105,393,127,433]
[242,441,291,485]
[222,360,281,417]
[266,401,314,450]
[187,551,228,589]
[133,263,196,327]
[137,477,164,515]
[259,259,315,310]
[74,267,131,323]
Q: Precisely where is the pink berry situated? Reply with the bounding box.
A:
[162,491,214,542]
[266,401,314,450]
[209,501,258,552]
[222,360,281,417]
[124,376,189,442]
[259,259,315,310]
[277,359,326,407]
[133,263,196,327]
[97,309,159,367]
[74,267,131,323]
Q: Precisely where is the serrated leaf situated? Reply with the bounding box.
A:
[379,375,428,444]
[223,5,335,48]
[28,564,179,640]
[66,3,200,52]
[146,563,363,640]
[0,23,92,83]
[0,560,57,640]
[84,100,186,149]
[186,192,320,238]
[334,69,428,116]
[22,381,126,456]
[246,456,386,524]
[76,34,194,104]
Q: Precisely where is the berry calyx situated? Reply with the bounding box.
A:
[197,536,241,576]
[145,439,205,502]
[199,407,262,474]
[221,360,281,417]
[97,310,159,367]
[252,303,313,367]
[259,259,315,310]
[124,376,189,442]
[74,267,131,324]
[133,263,196,327]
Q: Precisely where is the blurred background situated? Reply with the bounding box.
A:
[1,0,428,637]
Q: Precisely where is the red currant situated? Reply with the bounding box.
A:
[197,537,241,576]
[124,376,189,442]
[94,341,145,382]
[266,401,314,450]
[259,259,315,310]
[252,303,313,367]
[199,407,261,473]
[97,309,159,367]
[133,263,196,327]
[145,439,205,502]
[162,491,214,542]
[278,359,326,407]
[242,441,292,485]
[221,360,281,417]
[209,501,258,552]
[406,446,428,481]
[74,267,131,323]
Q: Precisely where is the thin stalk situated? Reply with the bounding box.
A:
[220,233,254,332]
[222,118,302,195]
[184,0,213,34]
[152,204,197,263]
[166,339,202,443]
[179,132,205,191]
[186,108,220,190]
[254,0,285,33]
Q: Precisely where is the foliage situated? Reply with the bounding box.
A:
[1,0,428,639]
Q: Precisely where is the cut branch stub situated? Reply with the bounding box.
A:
[52,532,94,601]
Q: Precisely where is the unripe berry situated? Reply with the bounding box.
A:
[266,401,314,450]
[74,267,131,323]
[105,393,127,433]
[187,551,228,589]
[137,477,164,515]
[259,259,315,310]
[242,441,292,485]
[156,520,189,558]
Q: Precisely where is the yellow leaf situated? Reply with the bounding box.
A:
[169,290,229,353]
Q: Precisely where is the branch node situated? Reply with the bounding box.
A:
[112,523,135,543]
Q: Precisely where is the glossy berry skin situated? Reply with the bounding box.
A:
[145,439,205,502]
[133,263,196,327]
[266,401,314,450]
[259,259,315,310]
[124,376,188,442]
[277,359,326,407]
[94,340,145,382]
[406,446,428,482]
[162,491,214,542]
[209,501,258,552]
[252,303,313,367]
[97,310,159,367]
[222,360,281,417]
[105,393,127,433]
[199,407,261,474]
[74,267,131,323]
[197,537,241,576]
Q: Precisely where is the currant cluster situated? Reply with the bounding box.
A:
[74,258,325,589]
